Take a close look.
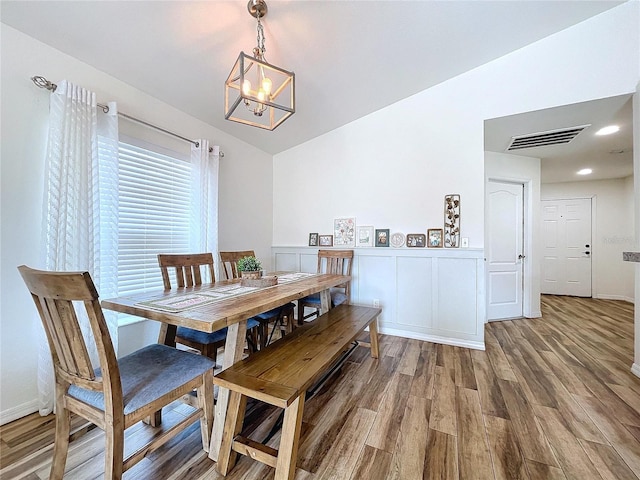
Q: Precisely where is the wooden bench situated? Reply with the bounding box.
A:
[213,303,381,480]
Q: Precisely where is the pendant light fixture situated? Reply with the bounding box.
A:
[225,0,295,130]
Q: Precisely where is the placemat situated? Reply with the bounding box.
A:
[137,272,315,313]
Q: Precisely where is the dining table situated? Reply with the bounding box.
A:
[100,271,351,462]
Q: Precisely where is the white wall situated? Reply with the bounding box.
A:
[273,2,639,248]
[541,177,635,302]
[485,151,542,318]
[0,25,274,423]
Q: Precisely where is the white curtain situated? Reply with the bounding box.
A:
[38,81,119,415]
[190,140,219,279]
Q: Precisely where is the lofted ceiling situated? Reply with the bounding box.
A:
[1,0,626,158]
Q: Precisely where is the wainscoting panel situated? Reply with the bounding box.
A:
[356,254,396,329]
[273,247,486,349]
[396,256,433,328]
[436,257,480,335]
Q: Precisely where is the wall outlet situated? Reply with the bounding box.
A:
[461,237,469,248]
[373,299,380,308]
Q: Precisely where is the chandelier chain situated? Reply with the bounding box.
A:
[256,13,266,59]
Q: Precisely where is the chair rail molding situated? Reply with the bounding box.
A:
[272,246,486,350]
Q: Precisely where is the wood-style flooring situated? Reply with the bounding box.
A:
[1,295,639,479]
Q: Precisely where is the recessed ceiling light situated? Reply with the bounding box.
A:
[595,125,619,136]
[577,168,592,175]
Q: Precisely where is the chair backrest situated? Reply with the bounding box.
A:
[219,250,256,280]
[157,253,215,289]
[317,250,354,300]
[18,266,121,404]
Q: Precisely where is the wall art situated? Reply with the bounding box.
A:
[334,217,356,247]
[375,229,390,247]
[444,194,460,248]
[406,233,426,247]
[356,225,374,247]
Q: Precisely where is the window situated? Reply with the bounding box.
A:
[116,140,191,300]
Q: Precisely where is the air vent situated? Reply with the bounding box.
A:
[507,124,590,151]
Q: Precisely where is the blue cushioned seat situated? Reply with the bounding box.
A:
[68,344,215,415]
[254,303,296,321]
[175,318,261,346]
[298,290,348,308]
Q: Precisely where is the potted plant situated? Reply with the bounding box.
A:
[237,255,262,280]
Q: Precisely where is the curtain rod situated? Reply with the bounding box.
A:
[31,76,224,157]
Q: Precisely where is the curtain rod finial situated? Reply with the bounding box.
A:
[31,76,57,92]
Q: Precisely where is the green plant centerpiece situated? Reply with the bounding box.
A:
[237,255,262,280]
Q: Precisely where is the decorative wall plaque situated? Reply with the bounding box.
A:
[444,194,460,248]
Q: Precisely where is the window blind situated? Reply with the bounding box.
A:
[116,141,191,297]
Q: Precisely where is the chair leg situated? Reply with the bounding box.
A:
[202,343,218,366]
[285,305,296,333]
[247,328,259,354]
[49,406,71,480]
[198,369,215,452]
[296,301,305,324]
[104,417,125,480]
[258,321,269,349]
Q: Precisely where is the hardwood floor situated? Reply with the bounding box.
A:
[1,295,639,479]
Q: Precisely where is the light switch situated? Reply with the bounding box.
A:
[461,237,469,248]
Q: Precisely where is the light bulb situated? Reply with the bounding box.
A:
[257,89,266,102]
[262,77,272,95]
[242,79,251,95]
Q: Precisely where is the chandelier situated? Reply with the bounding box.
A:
[224,0,295,130]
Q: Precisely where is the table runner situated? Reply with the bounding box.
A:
[136,272,315,313]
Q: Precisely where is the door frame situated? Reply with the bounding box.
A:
[540,195,597,298]
[486,176,539,320]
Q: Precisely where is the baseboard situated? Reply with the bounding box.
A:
[377,326,485,351]
[0,399,39,426]
[632,363,640,379]
[526,310,542,319]
[594,294,635,304]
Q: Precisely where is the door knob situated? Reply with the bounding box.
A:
[584,251,590,255]
[518,254,526,260]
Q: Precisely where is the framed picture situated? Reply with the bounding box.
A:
[406,233,426,247]
[319,234,333,247]
[356,225,374,247]
[375,229,390,247]
[427,228,443,248]
[308,232,319,246]
[334,217,356,247]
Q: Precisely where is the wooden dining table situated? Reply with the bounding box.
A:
[100,272,350,462]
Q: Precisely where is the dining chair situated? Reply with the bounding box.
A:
[297,249,354,323]
[219,250,296,345]
[157,253,261,364]
[18,265,215,480]
[219,250,256,280]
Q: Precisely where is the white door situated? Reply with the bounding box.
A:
[541,198,592,297]
[486,181,524,320]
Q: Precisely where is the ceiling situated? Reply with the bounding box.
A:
[485,94,634,184]
[0,0,627,159]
